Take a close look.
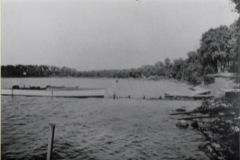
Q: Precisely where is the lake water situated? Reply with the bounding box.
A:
[2,78,209,160]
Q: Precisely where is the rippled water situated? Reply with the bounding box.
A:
[2,78,209,160]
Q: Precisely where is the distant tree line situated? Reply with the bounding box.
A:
[2,1,239,85]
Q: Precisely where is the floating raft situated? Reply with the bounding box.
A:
[1,85,107,98]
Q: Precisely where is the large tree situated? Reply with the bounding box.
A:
[154,61,164,76]
[198,25,233,72]
[183,51,203,84]
[232,0,240,13]
[229,21,240,67]
[231,0,240,73]
[172,58,184,79]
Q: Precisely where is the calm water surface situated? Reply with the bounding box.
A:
[2,78,209,160]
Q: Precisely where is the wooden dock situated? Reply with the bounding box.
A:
[105,93,214,101]
[164,94,214,100]
[164,87,214,100]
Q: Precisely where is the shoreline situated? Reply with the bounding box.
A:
[172,76,239,160]
[174,97,239,160]
[1,76,190,83]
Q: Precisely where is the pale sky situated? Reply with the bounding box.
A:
[2,0,239,71]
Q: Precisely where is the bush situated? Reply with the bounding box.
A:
[204,65,215,75]
[229,62,238,73]
[203,65,215,85]
[190,72,203,85]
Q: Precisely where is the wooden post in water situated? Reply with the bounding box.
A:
[46,123,56,160]
[113,93,116,99]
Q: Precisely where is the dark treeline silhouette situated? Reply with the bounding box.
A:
[2,1,239,85]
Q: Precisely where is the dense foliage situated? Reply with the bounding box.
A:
[231,0,240,73]
[232,0,240,14]
[203,65,215,85]
[198,26,234,72]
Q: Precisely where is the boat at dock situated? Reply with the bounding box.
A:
[164,86,213,100]
[1,85,107,98]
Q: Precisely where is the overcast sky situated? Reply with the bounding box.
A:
[2,0,238,71]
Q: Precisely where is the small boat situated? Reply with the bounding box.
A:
[164,86,212,100]
[1,85,107,98]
